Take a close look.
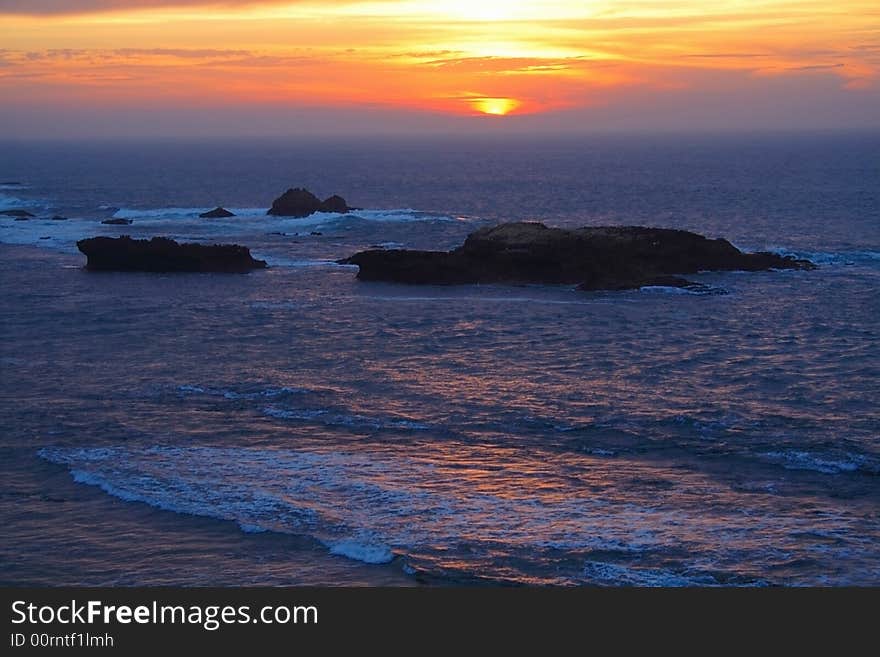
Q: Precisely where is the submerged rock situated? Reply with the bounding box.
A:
[267,187,351,217]
[577,274,699,292]
[1,209,35,218]
[101,218,133,225]
[51,215,68,221]
[77,236,267,273]
[339,222,815,291]
[200,207,236,218]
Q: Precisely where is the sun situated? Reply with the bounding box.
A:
[472,97,520,116]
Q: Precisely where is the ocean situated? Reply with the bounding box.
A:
[1,133,878,586]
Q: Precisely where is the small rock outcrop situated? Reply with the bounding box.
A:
[77,236,267,273]
[200,207,236,218]
[267,188,351,217]
[319,195,349,214]
[101,218,133,225]
[1,209,35,218]
[339,222,815,291]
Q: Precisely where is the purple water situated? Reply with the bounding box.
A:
[1,134,878,585]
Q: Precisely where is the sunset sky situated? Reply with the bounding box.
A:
[1,0,878,136]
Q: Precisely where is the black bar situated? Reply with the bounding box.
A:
[2,587,877,651]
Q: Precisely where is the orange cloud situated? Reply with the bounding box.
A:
[0,0,877,134]
[0,0,278,14]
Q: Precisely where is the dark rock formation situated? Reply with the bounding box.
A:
[339,222,815,291]
[77,236,267,273]
[200,207,236,218]
[102,218,133,225]
[319,195,349,214]
[267,187,351,217]
[1,209,35,218]
[1,181,22,186]
[51,215,68,221]
[268,188,320,217]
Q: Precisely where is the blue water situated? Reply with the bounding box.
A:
[1,134,879,586]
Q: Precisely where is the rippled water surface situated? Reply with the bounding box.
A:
[1,135,878,585]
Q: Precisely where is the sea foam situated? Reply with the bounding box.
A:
[37,443,875,583]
